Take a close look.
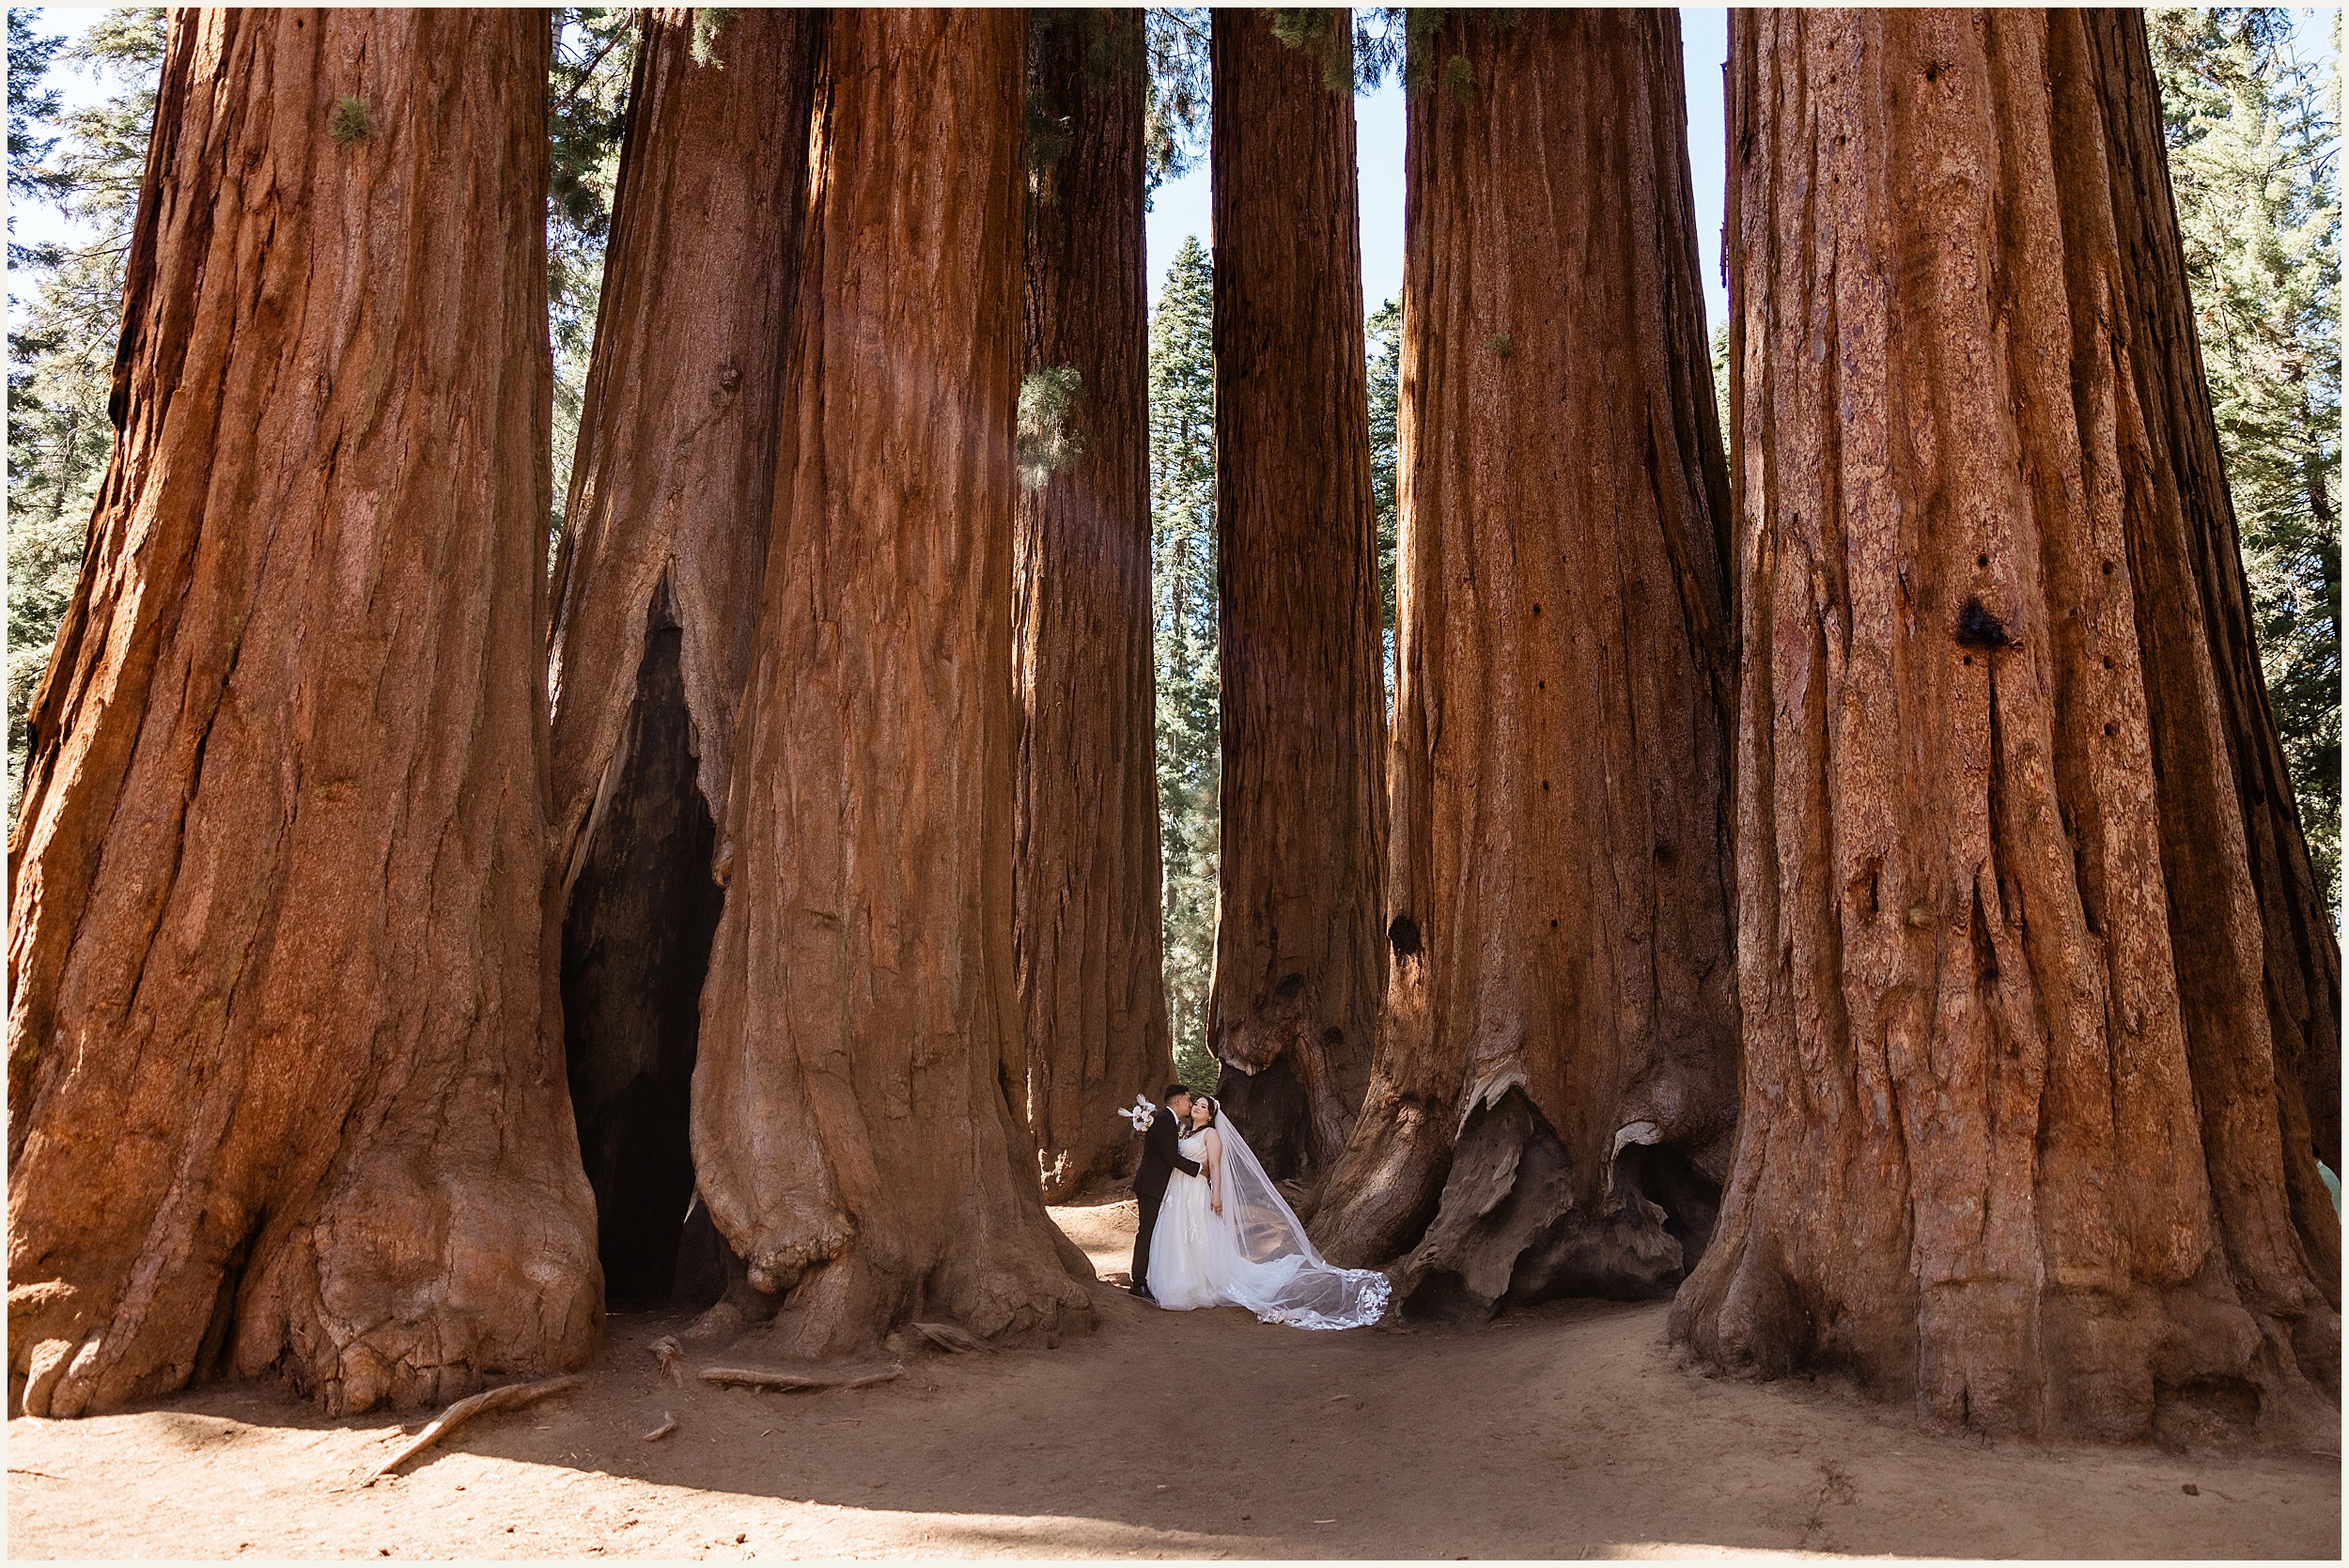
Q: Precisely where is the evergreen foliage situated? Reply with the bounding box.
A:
[689,8,738,70]
[1016,365,1086,489]
[1366,295,1401,689]
[1144,8,1208,195]
[327,95,375,145]
[1148,237,1221,1090]
[1709,322,1731,446]
[546,8,638,551]
[2151,8,2341,905]
[6,8,165,818]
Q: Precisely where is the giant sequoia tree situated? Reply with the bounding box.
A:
[7,9,599,1417]
[1207,8,1388,1180]
[1308,12,1739,1320]
[543,8,819,1304]
[1673,8,2340,1441]
[1016,8,1174,1202]
[691,8,1094,1358]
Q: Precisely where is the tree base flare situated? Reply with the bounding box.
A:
[1387,1091,1718,1325]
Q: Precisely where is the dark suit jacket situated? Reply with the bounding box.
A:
[1133,1106,1202,1203]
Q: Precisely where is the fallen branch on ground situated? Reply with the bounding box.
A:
[696,1363,904,1393]
[648,1335,685,1386]
[641,1415,679,1442]
[362,1374,585,1485]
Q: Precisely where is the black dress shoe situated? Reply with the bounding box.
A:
[1129,1283,1156,1301]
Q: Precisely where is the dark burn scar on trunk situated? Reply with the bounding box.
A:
[1955,596,2016,648]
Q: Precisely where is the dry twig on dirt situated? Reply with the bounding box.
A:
[641,1415,679,1442]
[649,1335,686,1385]
[361,1374,585,1485]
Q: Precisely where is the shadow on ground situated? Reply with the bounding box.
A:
[6,1203,2340,1560]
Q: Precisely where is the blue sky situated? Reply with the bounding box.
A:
[1147,10,1728,339]
[13,7,2339,354]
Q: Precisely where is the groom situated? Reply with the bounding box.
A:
[1129,1083,1203,1301]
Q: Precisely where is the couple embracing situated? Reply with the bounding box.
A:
[1128,1084,1391,1331]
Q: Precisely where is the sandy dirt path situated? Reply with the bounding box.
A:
[8,1199,2339,1560]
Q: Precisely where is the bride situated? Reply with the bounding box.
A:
[1147,1094,1392,1330]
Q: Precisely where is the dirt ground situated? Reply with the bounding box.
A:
[8,1199,2340,1560]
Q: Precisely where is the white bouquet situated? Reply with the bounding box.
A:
[1116,1093,1158,1133]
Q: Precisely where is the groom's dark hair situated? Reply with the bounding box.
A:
[1165,1083,1192,1101]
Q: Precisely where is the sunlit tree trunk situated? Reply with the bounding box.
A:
[691,7,1093,1357]
[1672,8,2340,1442]
[543,7,819,1304]
[1307,11,1738,1321]
[1016,8,1174,1201]
[8,8,599,1417]
[1206,7,1387,1181]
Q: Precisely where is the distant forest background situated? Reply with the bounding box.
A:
[8,8,2338,1093]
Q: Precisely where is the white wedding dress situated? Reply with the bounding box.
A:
[1148,1111,1392,1330]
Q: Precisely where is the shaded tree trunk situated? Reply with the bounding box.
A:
[691,7,1093,1358]
[1672,8,2340,1442]
[1015,10,1173,1202]
[6,9,599,1417]
[1207,8,1387,1181]
[1306,12,1738,1322]
[544,8,819,1306]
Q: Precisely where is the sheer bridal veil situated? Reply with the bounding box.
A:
[1209,1110,1392,1330]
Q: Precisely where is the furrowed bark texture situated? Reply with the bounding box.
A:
[1207,8,1388,1181]
[692,7,1094,1358]
[1016,9,1173,1202]
[1307,12,1739,1322]
[543,8,819,1302]
[6,9,599,1417]
[1672,8,2340,1441]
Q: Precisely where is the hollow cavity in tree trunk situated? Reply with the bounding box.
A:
[561,595,724,1306]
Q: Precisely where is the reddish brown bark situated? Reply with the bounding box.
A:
[1207,8,1387,1181]
[691,8,1094,1358]
[6,9,599,1417]
[1307,12,1738,1320]
[1672,8,2339,1441]
[1016,9,1174,1201]
[543,8,819,1303]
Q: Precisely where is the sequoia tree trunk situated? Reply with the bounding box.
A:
[1016,9,1174,1201]
[1672,8,2340,1442]
[1207,8,1388,1181]
[691,7,1093,1358]
[6,9,599,1417]
[544,8,819,1305]
[1306,12,1739,1321]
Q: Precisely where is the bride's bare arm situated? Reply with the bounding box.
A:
[1203,1128,1223,1214]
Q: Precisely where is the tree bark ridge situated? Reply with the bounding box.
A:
[8,8,599,1418]
[1308,11,1739,1321]
[1207,8,1388,1181]
[1016,9,1174,1201]
[1672,8,2338,1441]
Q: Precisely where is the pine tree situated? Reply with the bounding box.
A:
[1148,235,1221,1094]
[1365,295,1401,688]
[2149,8,2340,908]
[6,9,166,820]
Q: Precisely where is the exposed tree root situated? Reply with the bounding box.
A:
[1388,1091,1707,1324]
[362,1375,584,1485]
[697,1364,904,1393]
[910,1322,994,1355]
